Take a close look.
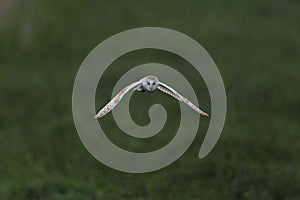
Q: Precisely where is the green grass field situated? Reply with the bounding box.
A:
[1,0,300,199]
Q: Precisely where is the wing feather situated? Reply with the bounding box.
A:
[95,81,142,118]
[158,82,209,117]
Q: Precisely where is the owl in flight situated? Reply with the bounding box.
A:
[95,75,209,119]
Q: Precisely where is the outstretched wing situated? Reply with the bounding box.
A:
[95,81,142,118]
[158,82,209,117]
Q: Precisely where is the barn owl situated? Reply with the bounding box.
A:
[95,75,209,119]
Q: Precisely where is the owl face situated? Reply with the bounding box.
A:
[142,76,159,91]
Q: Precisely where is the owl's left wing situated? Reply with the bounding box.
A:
[158,82,209,117]
[95,80,142,118]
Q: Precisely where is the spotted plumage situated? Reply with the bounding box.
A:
[95,75,209,118]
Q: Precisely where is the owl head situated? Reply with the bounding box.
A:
[142,75,159,91]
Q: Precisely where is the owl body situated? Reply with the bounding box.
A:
[95,75,209,118]
[133,75,158,92]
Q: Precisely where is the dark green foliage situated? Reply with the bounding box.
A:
[0,0,299,199]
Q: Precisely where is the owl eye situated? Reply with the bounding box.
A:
[147,82,150,85]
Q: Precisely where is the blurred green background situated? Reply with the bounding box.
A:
[0,0,299,199]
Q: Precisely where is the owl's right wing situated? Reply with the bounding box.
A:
[95,80,142,118]
[158,82,209,117]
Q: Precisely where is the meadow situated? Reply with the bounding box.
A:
[0,0,299,199]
